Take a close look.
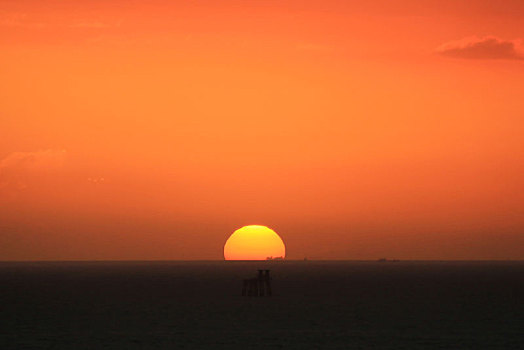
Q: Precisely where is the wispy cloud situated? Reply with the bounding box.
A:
[0,12,121,29]
[436,36,524,60]
[0,150,67,192]
[296,43,329,52]
[70,20,123,29]
[0,149,66,170]
[0,13,45,28]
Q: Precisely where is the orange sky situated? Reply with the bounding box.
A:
[1,0,523,260]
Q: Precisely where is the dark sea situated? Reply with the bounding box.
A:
[1,261,523,349]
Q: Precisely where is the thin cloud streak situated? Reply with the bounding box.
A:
[0,149,67,192]
[436,36,524,60]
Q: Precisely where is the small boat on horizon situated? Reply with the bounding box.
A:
[377,258,400,263]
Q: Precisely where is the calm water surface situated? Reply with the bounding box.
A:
[1,261,523,349]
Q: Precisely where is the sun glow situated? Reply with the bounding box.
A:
[224,225,286,260]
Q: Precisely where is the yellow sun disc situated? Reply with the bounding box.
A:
[224,225,286,260]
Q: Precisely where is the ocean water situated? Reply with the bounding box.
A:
[1,261,523,349]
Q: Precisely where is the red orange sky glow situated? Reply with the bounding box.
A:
[1,0,524,260]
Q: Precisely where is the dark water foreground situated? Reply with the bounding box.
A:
[1,261,523,349]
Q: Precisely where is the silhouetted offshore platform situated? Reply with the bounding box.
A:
[242,270,272,297]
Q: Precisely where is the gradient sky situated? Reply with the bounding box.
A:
[1,0,523,260]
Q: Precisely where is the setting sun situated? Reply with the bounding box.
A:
[224,225,286,261]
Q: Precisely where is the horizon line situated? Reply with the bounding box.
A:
[1,259,523,263]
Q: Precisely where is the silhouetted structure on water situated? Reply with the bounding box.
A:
[242,270,272,297]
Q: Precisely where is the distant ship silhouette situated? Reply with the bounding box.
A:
[266,256,284,260]
[377,258,400,262]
